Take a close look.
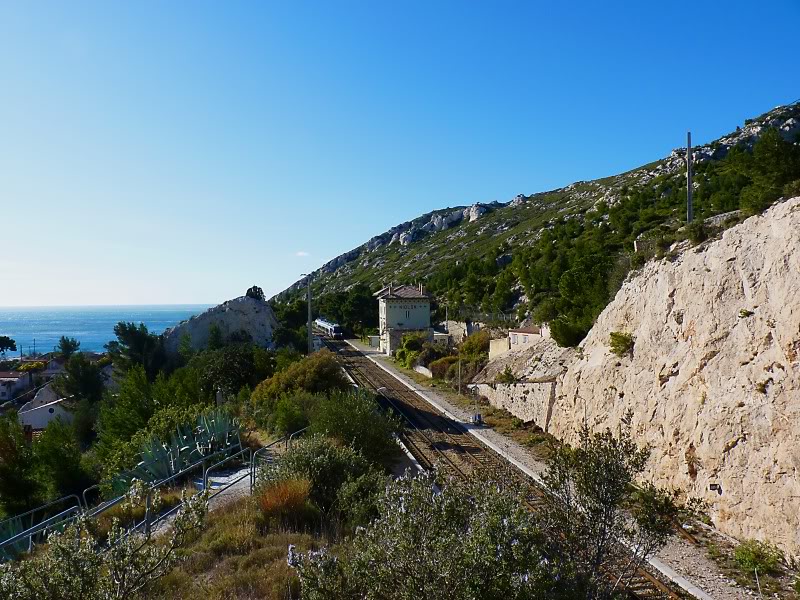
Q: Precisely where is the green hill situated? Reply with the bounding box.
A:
[276,101,800,346]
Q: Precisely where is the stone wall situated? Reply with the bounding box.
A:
[472,381,556,429]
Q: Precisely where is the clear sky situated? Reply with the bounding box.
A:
[1,1,797,306]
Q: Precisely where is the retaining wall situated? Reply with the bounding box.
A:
[472,381,556,431]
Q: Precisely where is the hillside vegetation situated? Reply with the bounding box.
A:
[277,102,800,346]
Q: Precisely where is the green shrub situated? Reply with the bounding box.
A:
[495,366,517,384]
[309,389,401,467]
[269,436,370,514]
[272,394,310,436]
[429,355,458,379]
[334,469,388,528]
[416,342,450,367]
[686,222,708,245]
[251,350,349,412]
[783,178,800,198]
[734,539,783,574]
[608,331,634,357]
[459,330,490,358]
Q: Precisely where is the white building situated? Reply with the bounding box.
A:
[18,384,72,430]
[488,325,551,360]
[374,284,432,355]
[0,371,28,402]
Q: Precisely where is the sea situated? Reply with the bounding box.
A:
[0,305,211,356]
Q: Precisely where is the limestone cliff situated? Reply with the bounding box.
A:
[551,197,800,555]
[162,296,278,354]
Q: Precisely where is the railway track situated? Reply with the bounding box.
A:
[326,339,685,600]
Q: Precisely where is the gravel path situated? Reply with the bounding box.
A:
[350,340,755,600]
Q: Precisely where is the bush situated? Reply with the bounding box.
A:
[429,355,458,379]
[609,331,634,357]
[251,350,349,412]
[272,394,311,436]
[550,316,588,348]
[416,342,450,368]
[459,330,490,358]
[445,358,483,386]
[309,389,401,467]
[399,332,427,353]
[783,178,800,199]
[495,366,517,384]
[293,473,556,598]
[734,539,783,574]
[686,222,708,245]
[334,469,388,528]
[269,436,371,514]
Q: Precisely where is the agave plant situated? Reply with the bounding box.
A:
[0,515,26,562]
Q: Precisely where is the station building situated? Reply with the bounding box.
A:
[374,284,432,355]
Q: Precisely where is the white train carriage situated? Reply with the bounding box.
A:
[314,318,344,339]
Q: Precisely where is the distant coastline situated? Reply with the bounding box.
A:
[0,305,211,355]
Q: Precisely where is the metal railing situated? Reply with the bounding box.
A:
[249,427,309,492]
[0,437,243,560]
[1,425,311,560]
[0,495,83,555]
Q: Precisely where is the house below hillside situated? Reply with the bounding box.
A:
[375,284,432,355]
[489,325,551,360]
[0,371,29,403]
[18,384,72,430]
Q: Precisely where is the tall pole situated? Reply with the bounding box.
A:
[687,131,693,223]
[306,277,313,354]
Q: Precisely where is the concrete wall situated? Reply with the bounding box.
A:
[489,338,510,360]
[472,382,557,430]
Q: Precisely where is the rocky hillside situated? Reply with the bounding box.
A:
[162,296,278,354]
[277,101,800,309]
[480,196,800,556]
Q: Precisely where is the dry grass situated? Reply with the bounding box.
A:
[257,479,318,532]
[89,486,186,540]
[150,496,321,600]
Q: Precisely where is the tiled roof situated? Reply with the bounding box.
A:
[374,285,429,299]
[0,371,23,379]
[509,327,541,335]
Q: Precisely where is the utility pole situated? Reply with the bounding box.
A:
[686,131,693,223]
[303,275,313,354]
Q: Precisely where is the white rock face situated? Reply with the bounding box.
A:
[162,296,279,354]
[552,197,800,556]
[463,203,488,222]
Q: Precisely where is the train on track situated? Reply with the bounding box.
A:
[314,318,344,339]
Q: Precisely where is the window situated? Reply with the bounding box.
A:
[523,335,528,343]
[405,310,410,319]
[512,334,518,344]
[48,407,55,414]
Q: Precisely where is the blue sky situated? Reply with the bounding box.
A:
[1,1,797,306]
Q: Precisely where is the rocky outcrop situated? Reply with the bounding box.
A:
[477,197,800,554]
[484,197,800,555]
[162,296,278,354]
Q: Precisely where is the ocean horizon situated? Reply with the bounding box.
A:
[0,304,212,356]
